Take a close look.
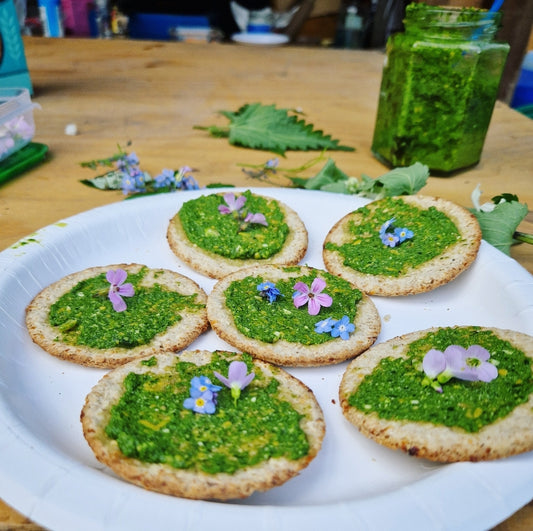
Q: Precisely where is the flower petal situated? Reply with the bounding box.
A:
[293,282,310,295]
[307,298,321,315]
[477,361,498,382]
[117,282,135,297]
[109,291,127,312]
[310,277,326,295]
[422,349,446,379]
[315,293,333,308]
[107,268,127,286]
[228,361,248,383]
[465,345,491,362]
[293,293,309,308]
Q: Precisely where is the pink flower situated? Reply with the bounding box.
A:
[244,212,268,226]
[293,278,333,316]
[218,192,246,214]
[106,269,135,312]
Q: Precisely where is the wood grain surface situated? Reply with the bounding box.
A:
[0,36,532,530]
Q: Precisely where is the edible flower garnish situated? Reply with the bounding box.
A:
[331,315,355,340]
[218,192,268,231]
[218,192,246,214]
[293,278,332,316]
[214,361,255,405]
[314,317,336,334]
[183,376,222,415]
[106,269,134,312]
[422,344,498,393]
[314,316,355,340]
[379,217,413,248]
[80,145,200,197]
[257,281,282,303]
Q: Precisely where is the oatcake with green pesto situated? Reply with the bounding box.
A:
[81,349,325,500]
[207,264,381,367]
[323,195,481,296]
[339,326,533,462]
[167,190,308,279]
[26,263,208,368]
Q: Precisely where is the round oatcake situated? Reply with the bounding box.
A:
[323,195,482,296]
[339,326,533,462]
[167,190,308,279]
[207,264,381,367]
[81,349,325,500]
[26,264,209,368]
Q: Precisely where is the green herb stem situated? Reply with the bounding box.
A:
[514,231,533,245]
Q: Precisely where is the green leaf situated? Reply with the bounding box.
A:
[375,162,429,197]
[198,103,355,155]
[301,158,350,191]
[470,201,529,255]
[80,170,124,190]
[289,161,428,199]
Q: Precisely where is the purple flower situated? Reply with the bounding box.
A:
[116,151,139,169]
[218,192,247,214]
[330,315,355,340]
[244,212,268,226]
[293,278,333,316]
[314,317,336,334]
[183,390,217,414]
[120,169,146,195]
[6,115,34,140]
[153,168,176,188]
[178,173,200,190]
[265,158,279,171]
[422,344,498,392]
[257,281,281,303]
[214,361,255,404]
[106,269,135,312]
[445,344,499,382]
[422,348,447,379]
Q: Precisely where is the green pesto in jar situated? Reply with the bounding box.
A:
[371,4,509,174]
[348,327,533,433]
[324,197,461,277]
[48,268,204,349]
[105,353,310,474]
[224,268,362,344]
[178,190,289,259]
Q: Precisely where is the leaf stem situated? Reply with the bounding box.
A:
[514,231,533,245]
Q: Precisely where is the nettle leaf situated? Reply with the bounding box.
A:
[199,103,355,155]
[471,201,528,255]
[80,170,124,190]
[291,161,428,198]
[376,162,429,197]
[300,158,351,192]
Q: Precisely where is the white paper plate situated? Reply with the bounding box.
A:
[1,188,533,531]
[232,32,289,46]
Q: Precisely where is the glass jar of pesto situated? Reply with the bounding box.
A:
[371,3,509,174]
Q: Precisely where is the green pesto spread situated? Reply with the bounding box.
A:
[178,190,289,259]
[48,268,204,349]
[348,327,533,433]
[371,4,509,173]
[324,197,461,277]
[224,268,362,344]
[105,353,310,474]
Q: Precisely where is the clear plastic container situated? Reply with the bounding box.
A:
[0,88,39,163]
[371,4,510,174]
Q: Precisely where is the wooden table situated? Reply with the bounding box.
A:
[0,36,532,530]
